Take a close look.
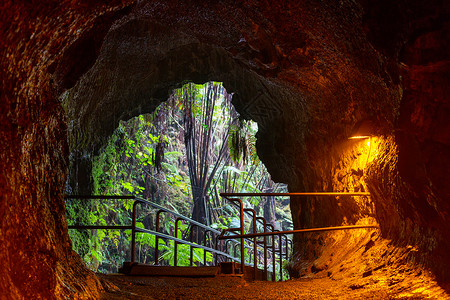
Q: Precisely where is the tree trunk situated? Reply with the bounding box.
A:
[264,195,279,230]
[191,188,208,244]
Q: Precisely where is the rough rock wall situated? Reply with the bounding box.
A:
[393,0,450,281]
[0,1,133,298]
[293,0,450,286]
[1,0,449,298]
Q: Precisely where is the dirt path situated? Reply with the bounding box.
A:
[98,273,449,299]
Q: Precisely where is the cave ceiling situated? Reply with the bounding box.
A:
[61,0,398,187]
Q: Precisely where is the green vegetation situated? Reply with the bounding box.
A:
[66,82,292,275]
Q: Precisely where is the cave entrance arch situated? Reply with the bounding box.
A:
[59,17,305,273]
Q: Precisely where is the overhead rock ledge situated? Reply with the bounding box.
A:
[63,13,308,188]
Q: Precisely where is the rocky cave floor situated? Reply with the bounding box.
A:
[98,268,450,299]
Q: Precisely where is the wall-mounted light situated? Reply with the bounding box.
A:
[348,120,377,166]
[348,120,376,140]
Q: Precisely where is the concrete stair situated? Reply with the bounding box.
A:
[119,261,267,281]
[120,263,219,277]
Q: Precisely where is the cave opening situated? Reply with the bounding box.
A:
[65,80,291,275]
[57,13,308,282]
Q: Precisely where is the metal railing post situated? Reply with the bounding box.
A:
[154,210,163,265]
[225,240,232,262]
[233,243,238,259]
[282,234,289,260]
[256,217,267,280]
[227,198,245,274]
[189,225,195,266]
[244,208,257,280]
[215,235,220,265]
[274,231,282,281]
[266,224,276,281]
[131,201,138,263]
[174,218,183,266]
[204,230,212,266]
[281,234,288,280]
[287,239,293,260]
[239,200,245,274]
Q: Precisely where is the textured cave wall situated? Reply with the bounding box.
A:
[292,0,450,286]
[391,0,450,281]
[0,1,133,298]
[1,0,449,298]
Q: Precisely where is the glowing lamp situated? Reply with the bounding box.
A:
[348,120,376,166]
[348,120,376,139]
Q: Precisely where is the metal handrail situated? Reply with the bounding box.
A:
[65,195,135,199]
[66,195,222,235]
[65,195,244,267]
[68,225,133,230]
[221,191,369,231]
[220,198,286,279]
[66,193,367,281]
[141,199,268,265]
[134,196,222,235]
[220,192,371,196]
[219,192,374,281]
[220,193,297,281]
[135,227,237,261]
[219,196,288,281]
[133,197,259,257]
[218,225,380,239]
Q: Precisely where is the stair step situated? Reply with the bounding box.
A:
[120,263,219,277]
[119,262,268,281]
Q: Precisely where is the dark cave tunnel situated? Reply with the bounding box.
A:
[1,0,449,299]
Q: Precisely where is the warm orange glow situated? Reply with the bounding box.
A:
[348,135,371,139]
